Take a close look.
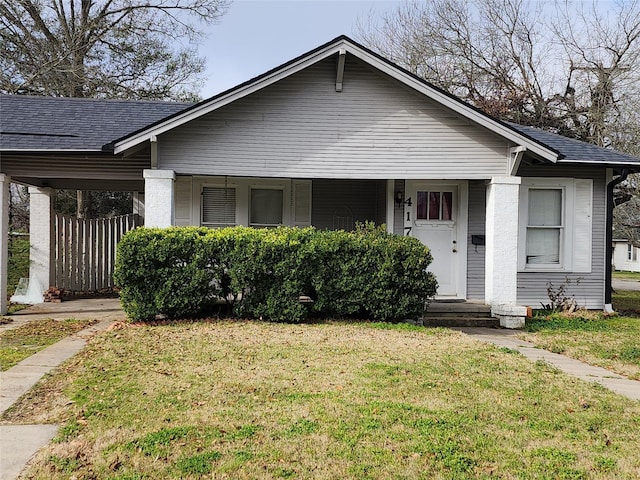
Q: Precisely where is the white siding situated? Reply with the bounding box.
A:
[516,166,606,309]
[158,56,510,180]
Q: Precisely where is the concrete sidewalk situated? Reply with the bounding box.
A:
[456,327,640,401]
[0,299,122,480]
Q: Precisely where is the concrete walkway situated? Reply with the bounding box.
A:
[0,299,122,480]
[456,327,640,401]
[612,277,640,291]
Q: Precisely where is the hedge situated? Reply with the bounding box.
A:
[114,224,437,322]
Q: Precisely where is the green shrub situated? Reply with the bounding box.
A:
[115,225,437,322]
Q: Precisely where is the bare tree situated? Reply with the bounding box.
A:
[0,0,230,100]
[357,0,640,149]
[1,0,230,218]
[358,0,640,245]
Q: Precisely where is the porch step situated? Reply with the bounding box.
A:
[421,316,499,328]
[425,302,492,318]
[420,301,497,327]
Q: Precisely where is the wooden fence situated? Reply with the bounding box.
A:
[53,213,142,292]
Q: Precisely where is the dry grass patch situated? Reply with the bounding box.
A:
[520,308,640,380]
[0,318,96,371]
[3,320,640,479]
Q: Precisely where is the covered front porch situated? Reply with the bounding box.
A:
[3,163,531,330]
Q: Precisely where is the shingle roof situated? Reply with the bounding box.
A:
[508,122,640,167]
[1,92,638,168]
[0,94,191,151]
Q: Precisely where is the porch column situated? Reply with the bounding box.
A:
[0,175,10,314]
[485,176,520,307]
[143,169,175,228]
[29,187,54,303]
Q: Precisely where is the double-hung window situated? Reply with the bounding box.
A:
[519,178,593,273]
[525,188,563,265]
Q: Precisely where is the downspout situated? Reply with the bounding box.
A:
[605,168,629,311]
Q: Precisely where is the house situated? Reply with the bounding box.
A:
[1,35,639,325]
[613,239,640,272]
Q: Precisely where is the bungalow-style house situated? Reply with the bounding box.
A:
[1,36,639,325]
[613,239,640,273]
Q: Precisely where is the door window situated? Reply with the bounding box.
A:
[416,191,453,221]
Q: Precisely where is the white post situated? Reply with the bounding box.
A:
[485,176,521,307]
[143,169,175,228]
[28,187,54,303]
[0,175,10,314]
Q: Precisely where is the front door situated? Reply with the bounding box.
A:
[405,181,467,298]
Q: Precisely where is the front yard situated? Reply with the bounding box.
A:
[3,320,640,479]
[519,291,640,380]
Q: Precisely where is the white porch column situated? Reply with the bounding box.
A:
[0,175,10,314]
[485,176,521,307]
[143,169,175,228]
[28,187,54,303]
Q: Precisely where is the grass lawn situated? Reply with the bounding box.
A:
[613,271,640,281]
[519,291,640,381]
[0,319,96,371]
[3,321,640,479]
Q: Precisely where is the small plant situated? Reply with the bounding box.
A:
[541,277,582,312]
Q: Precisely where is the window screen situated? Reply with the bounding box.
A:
[250,188,283,227]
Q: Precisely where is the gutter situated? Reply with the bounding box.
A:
[605,168,629,311]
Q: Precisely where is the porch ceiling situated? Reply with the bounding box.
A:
[1,151,149,191]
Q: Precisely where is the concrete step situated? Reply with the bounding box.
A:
[426,302,492,318]
[422,316,499,328]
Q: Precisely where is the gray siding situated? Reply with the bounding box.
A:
[467,180,486,300]
[392,180,405,235]
[311,179,386,230]
[158,55,510,180]
[516,166,606,309]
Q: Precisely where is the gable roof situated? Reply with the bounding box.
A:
[109,35,562,161]
[0,94,190,152]
[1,35,638,170]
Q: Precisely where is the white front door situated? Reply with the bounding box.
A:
[405,181,468,298]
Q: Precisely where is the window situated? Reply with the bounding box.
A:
[416,191,453,220]
[201,186,236,227]
[250,188,283,227]
[525,188,563,265]
[629,244,634,261]
[519,178,593,273]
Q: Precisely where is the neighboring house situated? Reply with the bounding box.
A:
[613,239,640,272]
[1,36,639,325]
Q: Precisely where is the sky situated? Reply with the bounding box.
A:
[199,0,402,98]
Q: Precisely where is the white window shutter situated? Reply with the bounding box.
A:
[292,180,312,227]
[572,179,593,273]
